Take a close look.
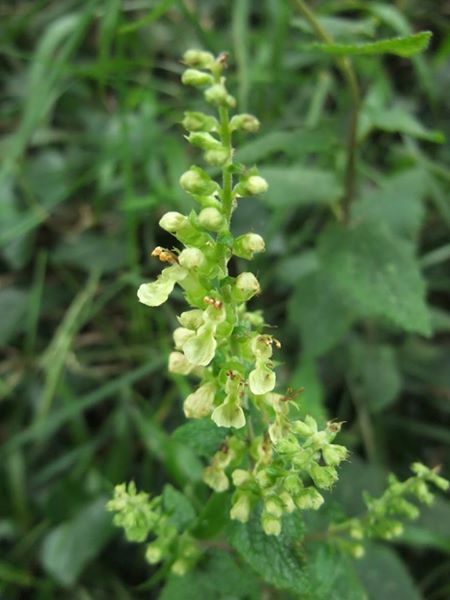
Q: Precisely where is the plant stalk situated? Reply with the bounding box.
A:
[292,0,361,221]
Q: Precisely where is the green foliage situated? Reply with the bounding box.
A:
[318,222,431,335]
[1,0,449,598]
[307,31,432,57]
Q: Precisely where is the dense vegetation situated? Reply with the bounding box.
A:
[1,1,449,598]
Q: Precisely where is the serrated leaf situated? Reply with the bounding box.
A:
[228,509,309,595]
[289,269,358,357]
[40,498,114,586]
[349,341,402,413]
[160,550,260,600]
[318,223,431,336]
[355,544,421,600]
[353,169,429,238]
[162,485,196,531]
[361,106,444,143]
[306,31,432,57]
[260,166,342,208]
[171,419,227,458]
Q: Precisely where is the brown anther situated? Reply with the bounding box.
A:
[283,387,304,402]
[203,296,223,309]
[327,420,345,433]
[217,52,229,67]
[151,246,178,264]
[220,442,229,453]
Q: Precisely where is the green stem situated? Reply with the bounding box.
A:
[292,0,361,222]
[219,105,234,224]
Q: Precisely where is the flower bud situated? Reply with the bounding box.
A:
[322,444,348,467]
[168,351,195,375]
[188,131,222,150]
[264,496,283,518]
[146,542,164,565]
[203,466,229,492]
[182,111,218,132]
[232,272,261,302]
[179,166,217,196]
[309,464,338,490]
[159,211,187,233]
[171,559,189,576]
[261,512,281,536]
[351,545,365,558]
[280,491,296,513]
[236,175,269,197]
[295,487,324,510]
[233,233,265,259]
[183,382,216,419]
[182,49,215,69]
[230,493,251,523]
[230,113,260,133]
[178,247,205,269]
[204,84,235,107]
[181,68,213,87]
[198,207,225,231]
[204,147,229,166]
[232,469,251,487]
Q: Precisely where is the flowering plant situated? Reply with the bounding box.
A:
[108,50,448,591]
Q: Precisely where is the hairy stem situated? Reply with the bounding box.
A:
[292,0,361,221]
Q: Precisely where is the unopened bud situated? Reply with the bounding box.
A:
[230,113,260,133]
[178,247,205,269]
[198,207,225,231]
[159,211,187,233]
[230,493,251,523]
[232,272,261,302]
[181,68,213,87]
[146,543,163,565]
[232,469,251,487]
[233,233,265,259]
[182,111,218,132]
[182,49,215,69]
[204,147,229,166]
[204,85,236,108]
[322,444,348,467]
[178,309,204,330]
[242,175,269,196]
[295,487,324,510]
[179,167,217,196]
[261,512,281,536]
[188,131,222,150]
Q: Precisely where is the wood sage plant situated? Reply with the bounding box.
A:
[108,50,448,581]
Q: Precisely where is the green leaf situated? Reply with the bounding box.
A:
[290,359,327,424]
[160,550,260,600]
[260,166,342,208]
[40,498,114,586]
[52,231,127,273]
[289,269,358,357]
[361,106,444,143]
[353,169,429,238]
[162,485,196,531]
[348,341,402,413]
[400,497,450,553]
[355,544,422,600]
[318,222,431,336]
[0,288,28,345]
[306,31,432,57]
[171,419,227,458]
[228,509,308,595]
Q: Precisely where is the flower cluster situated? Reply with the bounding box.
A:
[134,49,350,535]
[107,483,199,575]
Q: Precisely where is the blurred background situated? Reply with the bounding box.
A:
[1,0,449,598]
